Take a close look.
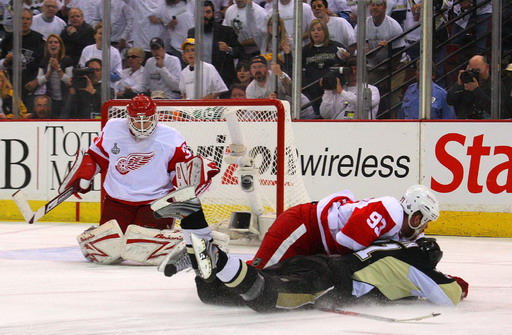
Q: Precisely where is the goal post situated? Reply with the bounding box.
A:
[101,99,310,238]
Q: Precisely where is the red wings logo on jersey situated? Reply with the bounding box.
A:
[115,152,155,175]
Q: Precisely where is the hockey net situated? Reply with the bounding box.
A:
[101,99,310,238]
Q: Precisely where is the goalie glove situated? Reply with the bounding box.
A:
[59,150,100,197]
[175,156,220,196]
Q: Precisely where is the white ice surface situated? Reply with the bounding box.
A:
[1,222,511,335]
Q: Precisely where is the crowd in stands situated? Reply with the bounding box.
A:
[0,0,510,120]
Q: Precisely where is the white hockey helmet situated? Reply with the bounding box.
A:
[400,184,440,231]
[127,94,158,139]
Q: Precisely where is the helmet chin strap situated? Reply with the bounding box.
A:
[403,212,425,239]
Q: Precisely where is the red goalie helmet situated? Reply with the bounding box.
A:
[126,94,158,139]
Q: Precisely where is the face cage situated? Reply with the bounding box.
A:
[128,114,157,139]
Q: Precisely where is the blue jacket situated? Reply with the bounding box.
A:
[400,82,456,119]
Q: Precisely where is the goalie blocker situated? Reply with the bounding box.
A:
[77,220,229,265]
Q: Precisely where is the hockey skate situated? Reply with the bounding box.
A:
[190,233,218,283]
[157,240,192,277]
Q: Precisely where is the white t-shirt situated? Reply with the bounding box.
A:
[160,0,195,52]
[115,66,145,94]
[90,0,134,42]
[179,61,228,99]
[129,0,165,51]
[265,1,314,45]
[319,84,380,120]
[326,16,356,48]
[88,118,192,203]
[31,13,66,40]
[139,53,182,99]
[223,2,268,54]
[78,44,123,80]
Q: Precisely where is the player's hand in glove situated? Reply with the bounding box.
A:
[449,275,469,300]
[59,150,100,198]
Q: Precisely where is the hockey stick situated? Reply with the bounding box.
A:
[320,307,441,323]
[12,184,78,224]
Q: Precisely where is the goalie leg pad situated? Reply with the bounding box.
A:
[59,150,99,194]
[122,225,183,265]
[77,219,124,265]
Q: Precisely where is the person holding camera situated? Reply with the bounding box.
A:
[63,58,111,119]
[446,55,494,119]
[319,57,380,119]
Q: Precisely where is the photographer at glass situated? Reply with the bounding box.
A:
[446,55,509,119]
[62,58,113,119]
[319,57,380,119]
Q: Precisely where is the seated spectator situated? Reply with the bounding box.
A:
[37,34,73,117]
[59,0,95,24]
[136,37,182,99]
[31,0,67,40]
[246,55,316,119]
[0,0,33,33]
[179,38,228,99]
[400,62,455,119]
[0,70,28,119]
[115,47,145,99]
[60,7,95,66]
[27,94,55,119]
[0,8,45,112]
[229,82,247,99]
[234,60,253,86]
[446,55,495,119]
[319,57,380,119]
[63,58,109,118]
[78,22,123,87]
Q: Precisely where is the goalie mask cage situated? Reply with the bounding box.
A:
[101,99,310,228]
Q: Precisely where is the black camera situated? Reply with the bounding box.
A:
[72,67,96,89]
[321,67,352,90]
[460,69,480,84]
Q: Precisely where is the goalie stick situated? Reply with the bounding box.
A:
[12,183,78,224]
[319,307,441,323]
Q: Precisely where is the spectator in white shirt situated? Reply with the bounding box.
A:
[89,0,134,52]
[115,48,145,99]
[31,0,66,40]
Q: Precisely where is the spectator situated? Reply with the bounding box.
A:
[310,0,356,52]
[137,37,182,99]
[357,0,406,118]
[400,62,455,119]
[452,0,492,56]
[59,0,95,24]
[263,0,314,46]
[129,0,165,58]
[503,63,512,116]
[36,34,73,117]
[255,16,293,76]
[160,0,195,60]
[63,58,108,118]
[234,60,253,86]
[302,19,348,116]
[0,71,28,119]
[0,0,33,33]
[0,8,45,112]
[446,55,498,119]
[323,0,353,23]
[28,94,54,119]
[115,48,145,99]
[319,57,380,119]
[78,23,123,87]
[179,38,228,99]
[187,1,244,91]
[211,0,229,23]
[222,0,268,61]
[89,0,134,53]
[246,55,316,119]
[31,0,66,40]
[60,7,95,66]
[229,82,247,99]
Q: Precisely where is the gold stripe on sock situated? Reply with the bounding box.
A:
[225,261,248,288]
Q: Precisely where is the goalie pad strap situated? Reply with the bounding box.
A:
[122,225,183,265]
[77,219,124,264]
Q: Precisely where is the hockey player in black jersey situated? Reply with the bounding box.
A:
[188,236,468,313]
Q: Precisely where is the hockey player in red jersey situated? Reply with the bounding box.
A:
[59,94,221,265]
[249,184,440,269]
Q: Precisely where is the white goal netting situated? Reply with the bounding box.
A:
[102,99,310,233]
